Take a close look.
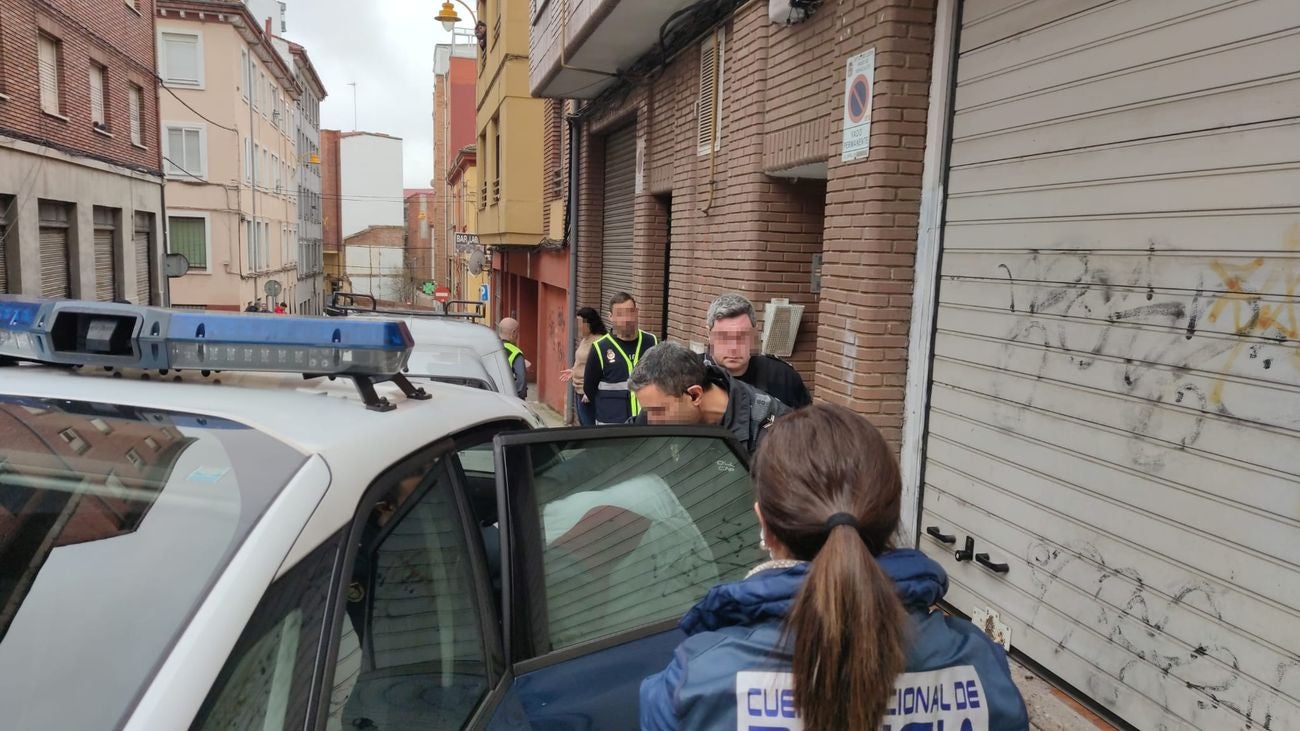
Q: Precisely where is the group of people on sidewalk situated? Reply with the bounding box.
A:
[498,290,1029,730]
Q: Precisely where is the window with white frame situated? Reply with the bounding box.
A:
[261,148,268,187]
[38,34,61,115]
[246,219,255,272]
[168,215,207,270]
[89,63,108,129]
[164,124,206,179]
[243,137,252,183]
[240,49,249,100]
[272,154,280,191]
[160,31,202,87]
[129,84,143,146]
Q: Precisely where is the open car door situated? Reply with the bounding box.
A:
[484,425,763,729]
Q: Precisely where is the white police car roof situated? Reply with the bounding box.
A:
[1,363,539,569]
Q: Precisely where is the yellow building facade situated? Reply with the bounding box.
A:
[475,0,544,247]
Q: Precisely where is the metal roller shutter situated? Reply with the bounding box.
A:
[38,201,71,299]
[918,2,1300,729]
[0,197,10,294]
[600,126,637,309]
[40,229,69,299]
[134,212,153,305]
[93,207,116,302]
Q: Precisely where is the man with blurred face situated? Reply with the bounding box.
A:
[704,293,811,409]
[584,292,658,424]
[629,341,790,456]
[497,317,528,399]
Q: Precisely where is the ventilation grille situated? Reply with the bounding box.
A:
[761,299,804,357]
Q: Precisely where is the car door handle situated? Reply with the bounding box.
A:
[975,553,1009,574]
[926,526,956,544]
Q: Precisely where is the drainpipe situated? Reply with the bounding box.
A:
[564,104,581,425]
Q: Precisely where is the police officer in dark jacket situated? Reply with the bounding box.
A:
[641,404,1029,730]
[584,292,658,424]
[628,341,790,456]
[702,293,811,409]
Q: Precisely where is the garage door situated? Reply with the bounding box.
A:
[0,196,10,294]
[600,126,637,309]
[38,202,71,299]
[918,2,1300,729]
[134,212,154,305]
[93,207,117,302]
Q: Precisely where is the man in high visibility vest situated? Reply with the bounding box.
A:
[583,292,658,424]
[497,317,529,399]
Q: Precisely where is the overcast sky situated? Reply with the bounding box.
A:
[280,0,458,188]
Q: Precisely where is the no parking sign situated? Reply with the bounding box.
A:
[841,48,876,162]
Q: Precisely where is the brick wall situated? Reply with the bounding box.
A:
[321,128,341,253]
[432,78,447,282]
[568,0,937,444]
[0,0,162,174]
[344,224,405,248]
[403,190,435,281]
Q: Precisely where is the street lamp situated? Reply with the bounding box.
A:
[436,0,477,31]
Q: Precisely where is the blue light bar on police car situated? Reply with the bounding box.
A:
[0,296,414,377]
[165,310,412,375]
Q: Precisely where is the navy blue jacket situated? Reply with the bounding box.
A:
[640,550,1029,730]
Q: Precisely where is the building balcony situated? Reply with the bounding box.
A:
[528,0,700,98]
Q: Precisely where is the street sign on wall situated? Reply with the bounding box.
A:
[454,232,481,254]
[434,286,451,303]
[479,284,489,303]
[841,48,876,162]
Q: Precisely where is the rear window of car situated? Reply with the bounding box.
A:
[0,395,306,730]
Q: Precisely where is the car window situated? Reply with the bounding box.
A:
[517,433,763,650]
[326,457,490,731]
[190,534,341,731]
[0,397,306,731]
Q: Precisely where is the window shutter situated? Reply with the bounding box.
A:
[696,29,724,156]
[129,86,143,145]
[89,65,105,125]
[169,217,207,269]
[163,34,199,84]
[39,36,60,114]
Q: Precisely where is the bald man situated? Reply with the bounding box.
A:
[497,317,528,399]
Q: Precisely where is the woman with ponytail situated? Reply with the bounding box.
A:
[640,403,1028,730]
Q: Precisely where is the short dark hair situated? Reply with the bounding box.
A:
[609,292,636,311]
[576,306,607,336]
[628,342,706,396]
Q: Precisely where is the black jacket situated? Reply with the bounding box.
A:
[701,352,811,409]
[632,365,791,456]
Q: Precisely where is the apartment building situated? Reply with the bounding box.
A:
[282,39,325,314]
[433,39,476,288]
[157,0,302,311]
[0,0,164,303]
[479,0,567,411]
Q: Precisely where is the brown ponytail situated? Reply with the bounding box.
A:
[752,403,908,730]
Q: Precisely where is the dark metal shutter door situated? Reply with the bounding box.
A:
[0,222,7,294]
[600,126,637,308]
[94,228,115,301]
[134,230,151,304]
[40,228,69,298]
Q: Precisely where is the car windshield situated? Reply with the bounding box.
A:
[0,395,306,730]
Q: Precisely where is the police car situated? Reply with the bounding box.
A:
[0,296,763,730]
[324,292,513,394]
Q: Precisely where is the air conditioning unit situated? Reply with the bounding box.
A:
[761,298,804,357]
